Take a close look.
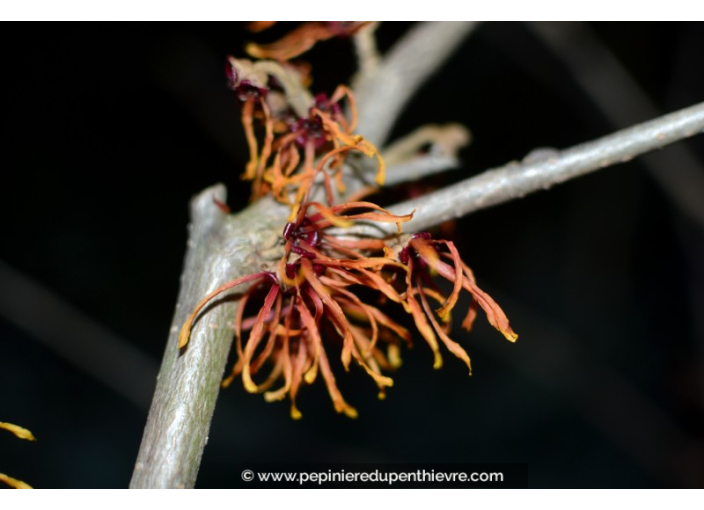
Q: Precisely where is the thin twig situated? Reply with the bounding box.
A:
[382,123,470,166]
[528,21,704,228]
[528,22,704,408]
[384,155,461,186]
[352,22,380,77]
[380,123,470,185]
[355,21,480,147]
[378,101,704,234]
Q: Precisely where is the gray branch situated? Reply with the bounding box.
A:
[353,22,381,77]
[384,154,461,186]
[129,187,287,488]
[382,101,704,234]
[355,21,480,147]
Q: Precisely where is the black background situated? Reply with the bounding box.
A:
[2,22,704,488]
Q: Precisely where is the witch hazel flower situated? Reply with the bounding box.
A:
[179,202,412,419]
[226,57,383,209]
[179,200,517,418]
[178,22,517,418]
[395,232,518,373]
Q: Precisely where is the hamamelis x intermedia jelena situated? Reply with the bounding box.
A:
[179,22,517,419]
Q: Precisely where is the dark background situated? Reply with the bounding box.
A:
[2,22,703,488]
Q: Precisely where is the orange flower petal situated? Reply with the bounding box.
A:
[246,22,338,61]
[423,239,463,321]
[241,284,281,393]
[249,292,283,373]
[0,473,32,489]
[179,272,271,349]
[240,99,259,182]
[300,259,355,371]
[298,294,358,418]
[263,315,294,402]
[418,283,472,375]
[348,325,394,394]
[459,260,518,342]
[406,261,443,369]
[288,337,308,419]
[247,21,277,33]
[0,422,36,441]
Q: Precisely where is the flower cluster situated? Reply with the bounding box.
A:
[179,22,517,418]
[225,57,382,213]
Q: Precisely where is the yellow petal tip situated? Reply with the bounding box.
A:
[304,368,317,384]
[343,407,359,419]
[177,328,191,349]
[0,473,33,489]
[243,379,259,394]
[0,423,36,441]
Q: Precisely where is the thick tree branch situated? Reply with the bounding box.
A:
[130,187,287,488]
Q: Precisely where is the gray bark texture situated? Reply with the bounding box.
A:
[130,191,287,488]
